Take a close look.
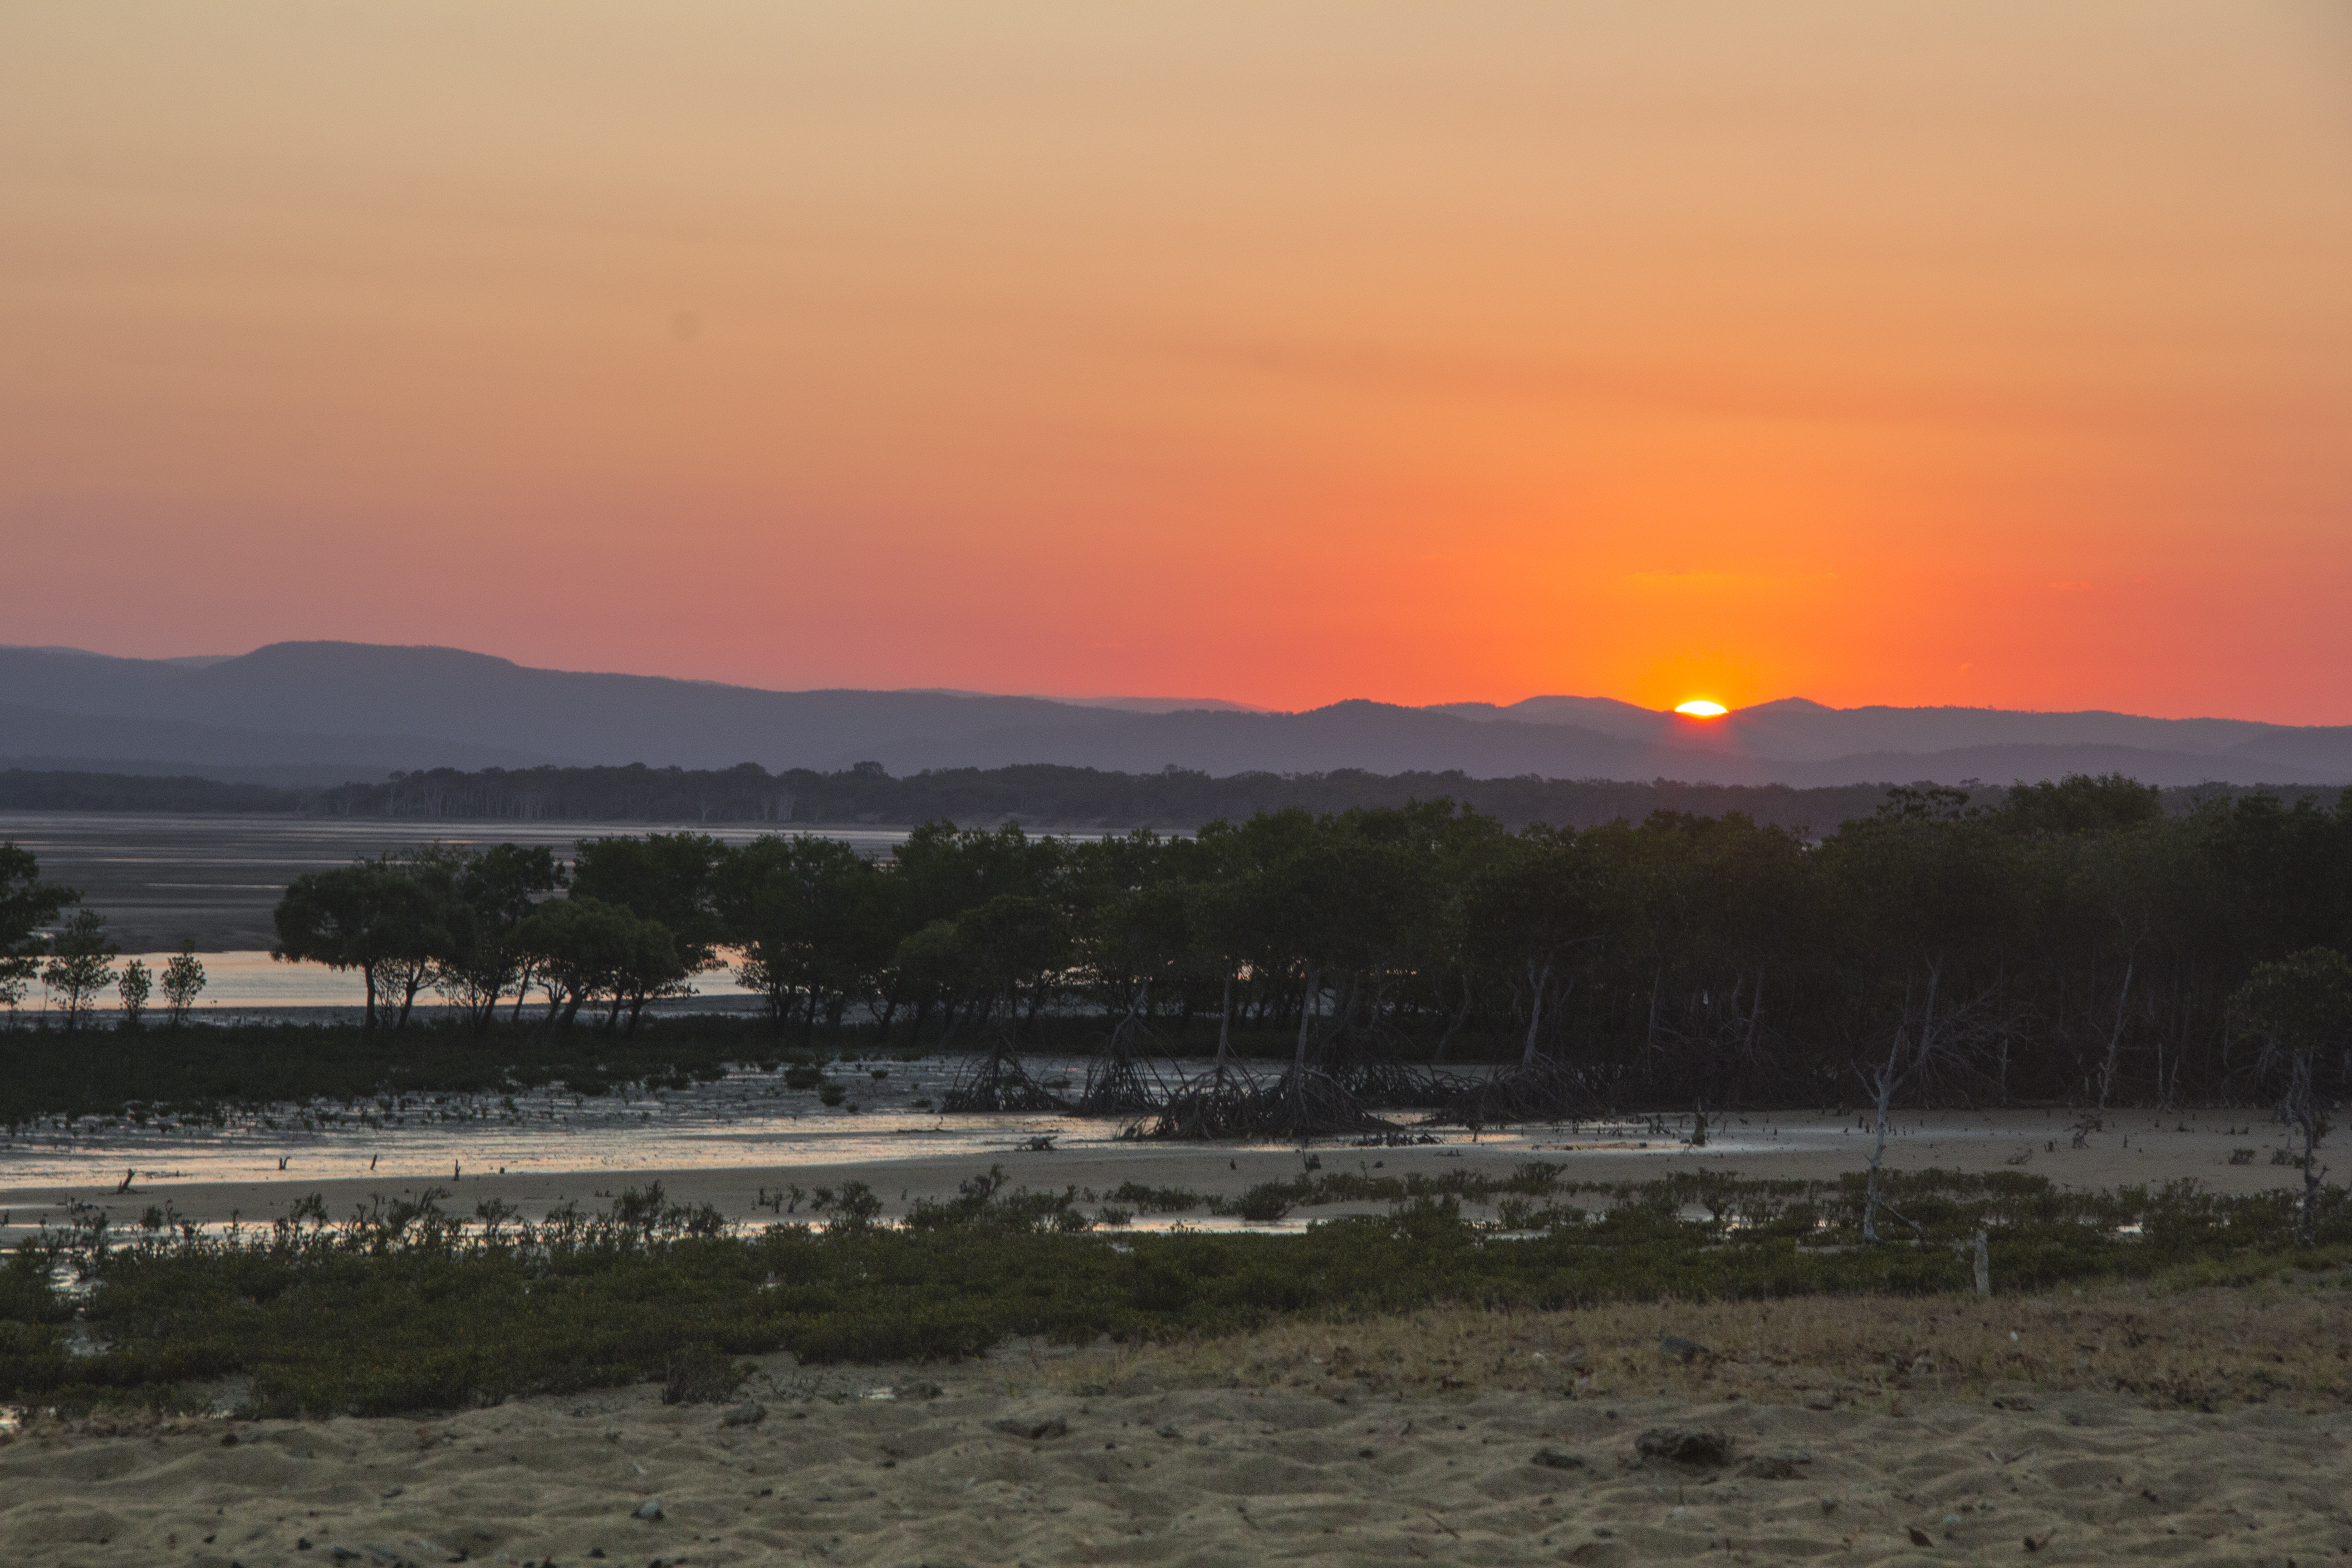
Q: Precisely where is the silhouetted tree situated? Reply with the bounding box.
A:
[0,843,77,1029]
[161,941,207,1026]
[272,859,446,1032]
[715,835,895,1040]
[116,957,152,1027]
[43,909,118,1033]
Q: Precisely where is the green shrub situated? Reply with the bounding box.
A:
[662,1344,745,1405]
[1232,1183,1294,1222]
[8,1169,2346,1420]
[1107,1182,1201,1213]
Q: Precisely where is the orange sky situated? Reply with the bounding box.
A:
[5,3,2351,720]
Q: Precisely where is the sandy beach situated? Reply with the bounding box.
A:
[7,1276,2351,1567]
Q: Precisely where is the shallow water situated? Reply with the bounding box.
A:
[29,948,760,1020]
[0,813,1121,950]
[0,1049,1919,1202]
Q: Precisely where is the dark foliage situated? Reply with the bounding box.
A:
[0,770,308,814]
[8,772,2352,1122]
[0,1015,766,1127]
[4,1168,2344,1419]
[294,763,1910,832]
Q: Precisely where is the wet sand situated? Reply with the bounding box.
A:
[0,1107,2323,1239]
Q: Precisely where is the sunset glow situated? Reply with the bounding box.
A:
[5,4,2350,719]
[1674,701,1730,719]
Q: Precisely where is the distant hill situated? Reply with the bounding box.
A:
[2,641,2348,788]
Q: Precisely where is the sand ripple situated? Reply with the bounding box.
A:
[6,1367,2350,1566]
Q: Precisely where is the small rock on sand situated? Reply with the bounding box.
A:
[988,1417,1068,1441]
[1636,1427,1732,1466]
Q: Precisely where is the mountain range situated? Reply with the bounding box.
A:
[2,642,2347,789]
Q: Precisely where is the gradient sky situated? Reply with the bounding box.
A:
[5,3,2351,720]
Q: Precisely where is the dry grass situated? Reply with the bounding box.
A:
[1037,1264,2352,1414]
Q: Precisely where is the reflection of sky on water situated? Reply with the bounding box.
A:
[0,1060,1059,1191]
[43,949,756,1016]
[0,812,1129,951]
[0,1054,1602,1192]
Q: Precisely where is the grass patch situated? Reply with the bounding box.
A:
[1058,1276,2352,1413]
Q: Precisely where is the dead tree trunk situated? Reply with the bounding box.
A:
[1862,961,1942,1245]
[1519,958,1553,1073]
[2094,950,2136,1114]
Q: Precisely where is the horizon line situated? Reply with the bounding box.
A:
[0,639,2324,732]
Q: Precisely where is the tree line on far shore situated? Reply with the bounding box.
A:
[0,760,2327,833]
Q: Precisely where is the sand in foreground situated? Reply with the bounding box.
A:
[7,1284,2351,1568]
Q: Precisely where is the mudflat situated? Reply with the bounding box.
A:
[0,1106,2323,1237]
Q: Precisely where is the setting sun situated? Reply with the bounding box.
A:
[1674,700,1730,717]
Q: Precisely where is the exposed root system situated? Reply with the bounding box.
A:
[939,1036,1072,1114]
[1077,1015,1178,1117]
[1422,1054,1601,1128]
[1144,1053,1263,1139]
[1239,1067,1392,1140]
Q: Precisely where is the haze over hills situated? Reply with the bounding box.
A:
[1,642,2348,789]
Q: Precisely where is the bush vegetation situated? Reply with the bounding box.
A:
[3,1167,2345,1421]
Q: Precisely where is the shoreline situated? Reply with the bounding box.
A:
[2,1107,2326,1237]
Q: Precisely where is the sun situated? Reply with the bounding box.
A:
[1673,699,1729,717]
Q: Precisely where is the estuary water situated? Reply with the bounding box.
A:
[0,1044,1851,1213]
[0,812,1095,952]
[23,948,760,1022]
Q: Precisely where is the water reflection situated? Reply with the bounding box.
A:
[0,812,1123,951]
[24,949,756,1015]
[0,1053,1877,1200]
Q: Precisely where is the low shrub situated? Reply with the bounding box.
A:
[662,1344,746,1405]
[1106,1182,1202,1213]
[4,1168,2344,1420]
[1230,1183,1295,1222]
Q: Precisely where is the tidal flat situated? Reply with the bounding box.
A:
[1,1061,2332,1242]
